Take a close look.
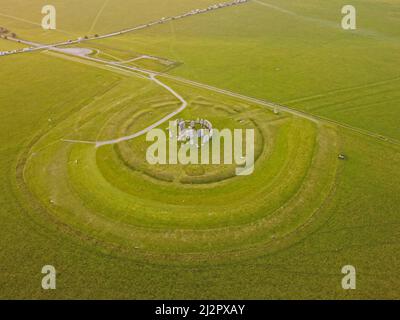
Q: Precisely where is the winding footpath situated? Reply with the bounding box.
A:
[59,56,189,148]
[93,74,188,148]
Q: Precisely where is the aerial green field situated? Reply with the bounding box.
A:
[0,0,399,299]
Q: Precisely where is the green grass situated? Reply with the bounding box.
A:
[0,0,399,299]
[0,0,219,43]
[0,38,25,50]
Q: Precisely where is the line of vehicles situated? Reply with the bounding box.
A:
[0,43,34,56]
[0,38,38,56]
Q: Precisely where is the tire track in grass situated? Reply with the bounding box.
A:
[88,0,111,35]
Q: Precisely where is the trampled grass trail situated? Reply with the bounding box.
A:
[88,0,111,34]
